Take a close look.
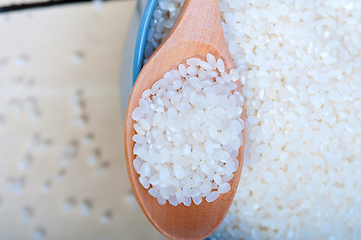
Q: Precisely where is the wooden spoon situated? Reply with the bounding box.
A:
[124,0,245,239]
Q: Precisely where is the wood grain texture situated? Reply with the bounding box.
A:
[124,0,246,239]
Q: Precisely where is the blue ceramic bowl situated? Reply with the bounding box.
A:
[132,0,159,86]
[120,0,158,117]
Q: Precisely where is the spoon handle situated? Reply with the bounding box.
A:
[175,0,222,40]
[166,0,233,68]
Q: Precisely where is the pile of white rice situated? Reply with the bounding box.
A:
[132,56,244,206]
[146,0,361,239]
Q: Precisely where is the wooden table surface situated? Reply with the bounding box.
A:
[0,1,167,239]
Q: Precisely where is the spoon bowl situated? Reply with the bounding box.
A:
[125,0,245,239]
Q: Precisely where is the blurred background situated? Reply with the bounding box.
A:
[0,0,167,239]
